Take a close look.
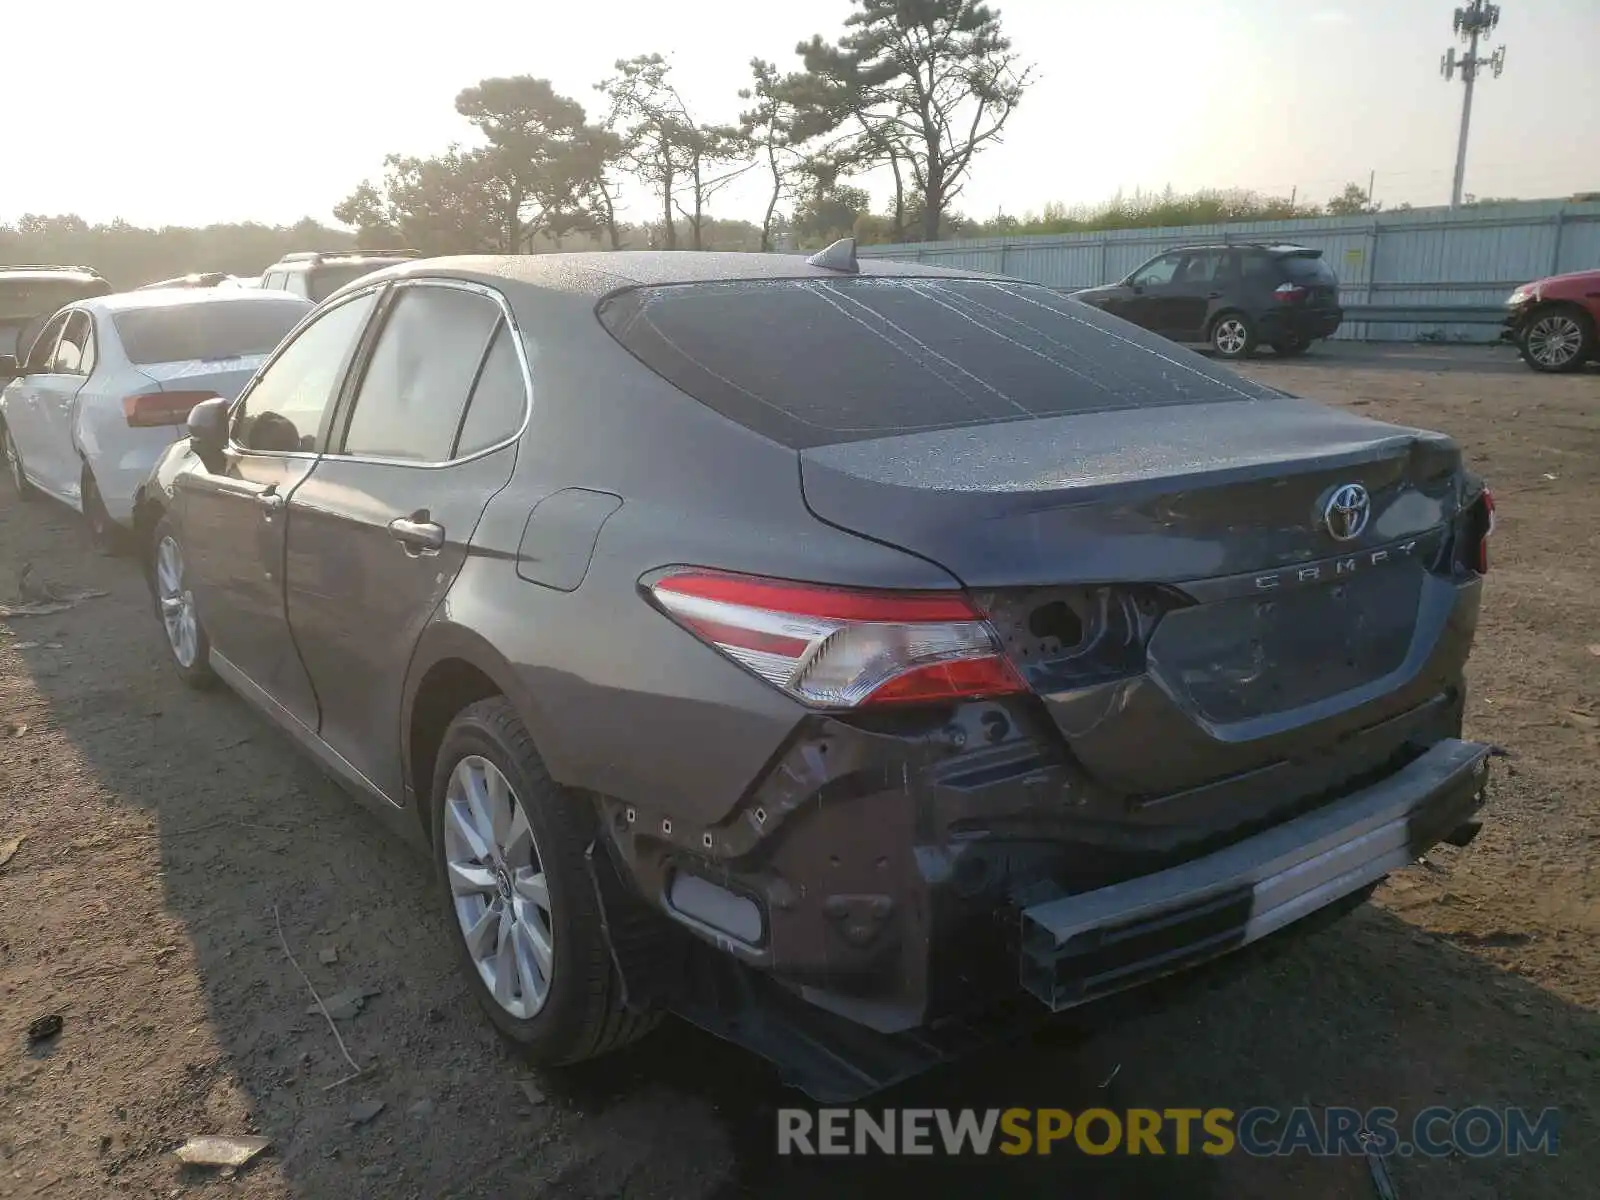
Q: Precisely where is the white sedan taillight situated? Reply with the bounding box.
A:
[647,569,1027,708]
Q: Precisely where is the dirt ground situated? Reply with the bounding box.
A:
[1,342,1596,1199]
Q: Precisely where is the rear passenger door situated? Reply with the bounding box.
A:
[284,280,527,804]
[1168,250,1234,341]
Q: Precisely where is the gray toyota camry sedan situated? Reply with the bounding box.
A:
[131,243,1496,1100]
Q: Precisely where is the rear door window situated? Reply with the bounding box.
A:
[111,298,310,364]
[51,311,93,375]
[454,322,528,456]
[337,284,502,462]
[598,278,1278,449]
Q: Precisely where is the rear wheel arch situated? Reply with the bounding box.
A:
[402,626,569,846]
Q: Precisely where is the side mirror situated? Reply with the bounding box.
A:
[1129,281,1145,294]
[186,396,231,465]
[0,354,21,380]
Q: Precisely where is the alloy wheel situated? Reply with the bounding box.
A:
[1526,314,1584,369]
[442,754,556,1020]
[155,535,200,668]
[1213,318,1249,356]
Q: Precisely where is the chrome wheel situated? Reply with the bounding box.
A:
[442,754,555,1020]
[155,535,199,668]
[1213,317,1250,356]
[1525,313,1584,369]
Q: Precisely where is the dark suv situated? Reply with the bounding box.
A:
[131,248,1491,1101]
[259,249,421,303]
[0,265,113,359]
[1073,243,1345,359]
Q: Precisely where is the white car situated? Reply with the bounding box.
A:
[0,288,312,551]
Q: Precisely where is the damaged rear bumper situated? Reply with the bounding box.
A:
[1019,737,1492,1011]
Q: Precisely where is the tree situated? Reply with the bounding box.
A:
[793,182,871,245]
[454,76,598,251]
[796,0,1033,242]
[1326,182,1380,216]
[568,124,627,249]
[597,54,751,251]
[335,149,504,255]
[739,58,818,252]
[331,183,396,244]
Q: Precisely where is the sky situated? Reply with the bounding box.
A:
[3,0,1596,231]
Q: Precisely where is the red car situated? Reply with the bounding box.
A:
[1502,268,1600,373]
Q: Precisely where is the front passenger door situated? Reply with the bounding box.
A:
[2,311,70,491]
[284,281,527,804]
[175,288,381,731]
[1120,252,1184,333]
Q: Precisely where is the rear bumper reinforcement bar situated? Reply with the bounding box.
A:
[1020,738,1493,1011]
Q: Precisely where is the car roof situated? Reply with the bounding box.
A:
[85,288,315,315]
[1159,242,1317,255]
[0,267,104,283]
[352,250,1002,302]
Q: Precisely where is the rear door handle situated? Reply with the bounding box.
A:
[388,517,445,555]
[1206,291,1224,299]
[258,491,283,516]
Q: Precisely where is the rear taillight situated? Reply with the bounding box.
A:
[122,390,219,428]
[647,569,1028,708]
[1273,282,1308,304]
[1475,488,1495,573]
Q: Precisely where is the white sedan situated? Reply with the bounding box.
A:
[0,288,312,551]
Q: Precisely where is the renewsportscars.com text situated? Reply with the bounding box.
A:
[776,1106,1561,1158]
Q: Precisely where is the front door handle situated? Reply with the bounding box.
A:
[388,516,445,555]
[258,491,283,516]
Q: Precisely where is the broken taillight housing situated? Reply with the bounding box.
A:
[647,569,1027,708]
[122,390,219,428]
[1474,487,1495,573]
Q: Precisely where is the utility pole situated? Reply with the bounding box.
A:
[1441,2,1508,208]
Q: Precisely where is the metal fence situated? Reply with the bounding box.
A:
[857,199,1600,342]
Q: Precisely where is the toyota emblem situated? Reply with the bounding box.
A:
[1323,483,1371,542]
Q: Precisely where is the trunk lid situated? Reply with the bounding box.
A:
[799,396,1462,588]
[800,398,1472,796]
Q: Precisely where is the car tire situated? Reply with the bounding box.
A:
[1271,335,1311,357]
[1209,312,1257,360]
[1518,304,1594,374]
[431,697,659,1066]
[151,517,216,688]
[82,467,127,556]
[3,424,36,501]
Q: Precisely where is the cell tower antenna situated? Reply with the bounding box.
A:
[1441,2,1507,208]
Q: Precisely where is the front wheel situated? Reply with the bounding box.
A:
[431,697,658,1065]
[151,518,215,687]
[1519,306,1594,373]
[3,424,35,501]
[1210,313,1257,360]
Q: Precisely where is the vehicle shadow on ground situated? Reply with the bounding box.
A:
[1252,341,1564,378]
[2,501,1594,1200]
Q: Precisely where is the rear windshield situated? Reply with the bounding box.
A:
[112,298,310,365]
[0,277,107,321]
[1278,254,1339,286]
[598,278,1278,448]
[308,260,403,301]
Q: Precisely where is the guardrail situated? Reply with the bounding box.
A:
[1339,304,1507,326]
